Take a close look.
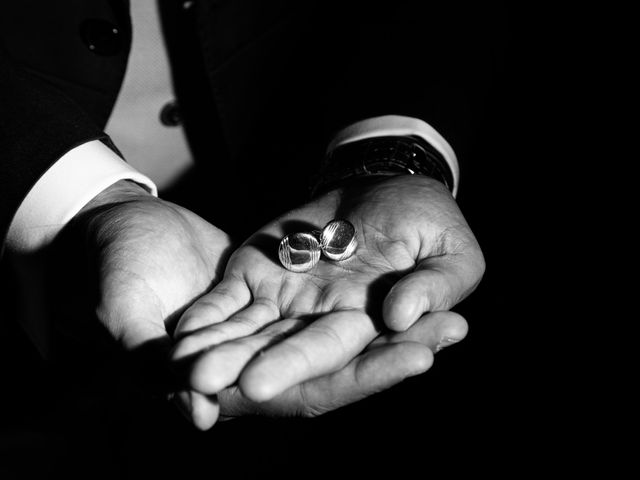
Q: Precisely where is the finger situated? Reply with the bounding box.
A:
[172,390,220,431]
[370,310,469,352]
[173,276,251,339]
[298,341,434,415]
[221,341,433,418]
[382,254,484,332]
[239,310,378,402]
[171,298,281,361]
[188,319,304,394]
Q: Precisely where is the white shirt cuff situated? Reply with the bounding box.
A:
[7,140,158,254]
[327,115,459,197]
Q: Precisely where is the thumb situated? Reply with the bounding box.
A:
[382,253,484,332]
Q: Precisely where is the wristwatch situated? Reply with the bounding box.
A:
[311,135,454,197]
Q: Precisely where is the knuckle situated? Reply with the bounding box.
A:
[300,405,328,418]
[197,297,228,320]
[285,342,315,372]
[252,296,279,317]
[297,384,331,418]
[309,323,349,359]
[234,314,262,332]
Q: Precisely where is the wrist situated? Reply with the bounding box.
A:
[331,171,449,197]
[68,180,159,247]
[330,174,451,215]
[77,180,156,216]
[311,136,454,199]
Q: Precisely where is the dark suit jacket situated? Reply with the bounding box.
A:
[0,0,500,244]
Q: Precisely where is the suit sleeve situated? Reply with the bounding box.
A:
[0,47,108,250]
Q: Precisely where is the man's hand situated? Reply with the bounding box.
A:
[67,180,232,387]
[171,175,485,429]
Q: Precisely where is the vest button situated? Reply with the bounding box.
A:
[79,19,123,56]
[160,101,182,127]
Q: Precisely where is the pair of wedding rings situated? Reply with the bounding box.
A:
[278,219,358,272]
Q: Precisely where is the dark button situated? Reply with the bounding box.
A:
[79,19,123,56]
[160,101,182,127]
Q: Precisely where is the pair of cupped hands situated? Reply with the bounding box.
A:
[72,174,484,430]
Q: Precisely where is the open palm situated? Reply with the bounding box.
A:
[172,175,484,428]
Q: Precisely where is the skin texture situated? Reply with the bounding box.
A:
[62,179,233,403]
[71,180,232,353]
[170,175,485,429]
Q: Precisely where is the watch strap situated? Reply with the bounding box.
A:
[311,135,454,197]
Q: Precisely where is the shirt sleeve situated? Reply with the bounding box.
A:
[7,116,455,254]
[6,140,158,255]
[327,115,460,197]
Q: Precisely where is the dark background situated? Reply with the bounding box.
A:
[0,3,586,478]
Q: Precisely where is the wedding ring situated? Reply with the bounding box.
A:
[320,219,358,261]
[278,232,321,272]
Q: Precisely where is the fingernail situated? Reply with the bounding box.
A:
[435,336,460,353]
